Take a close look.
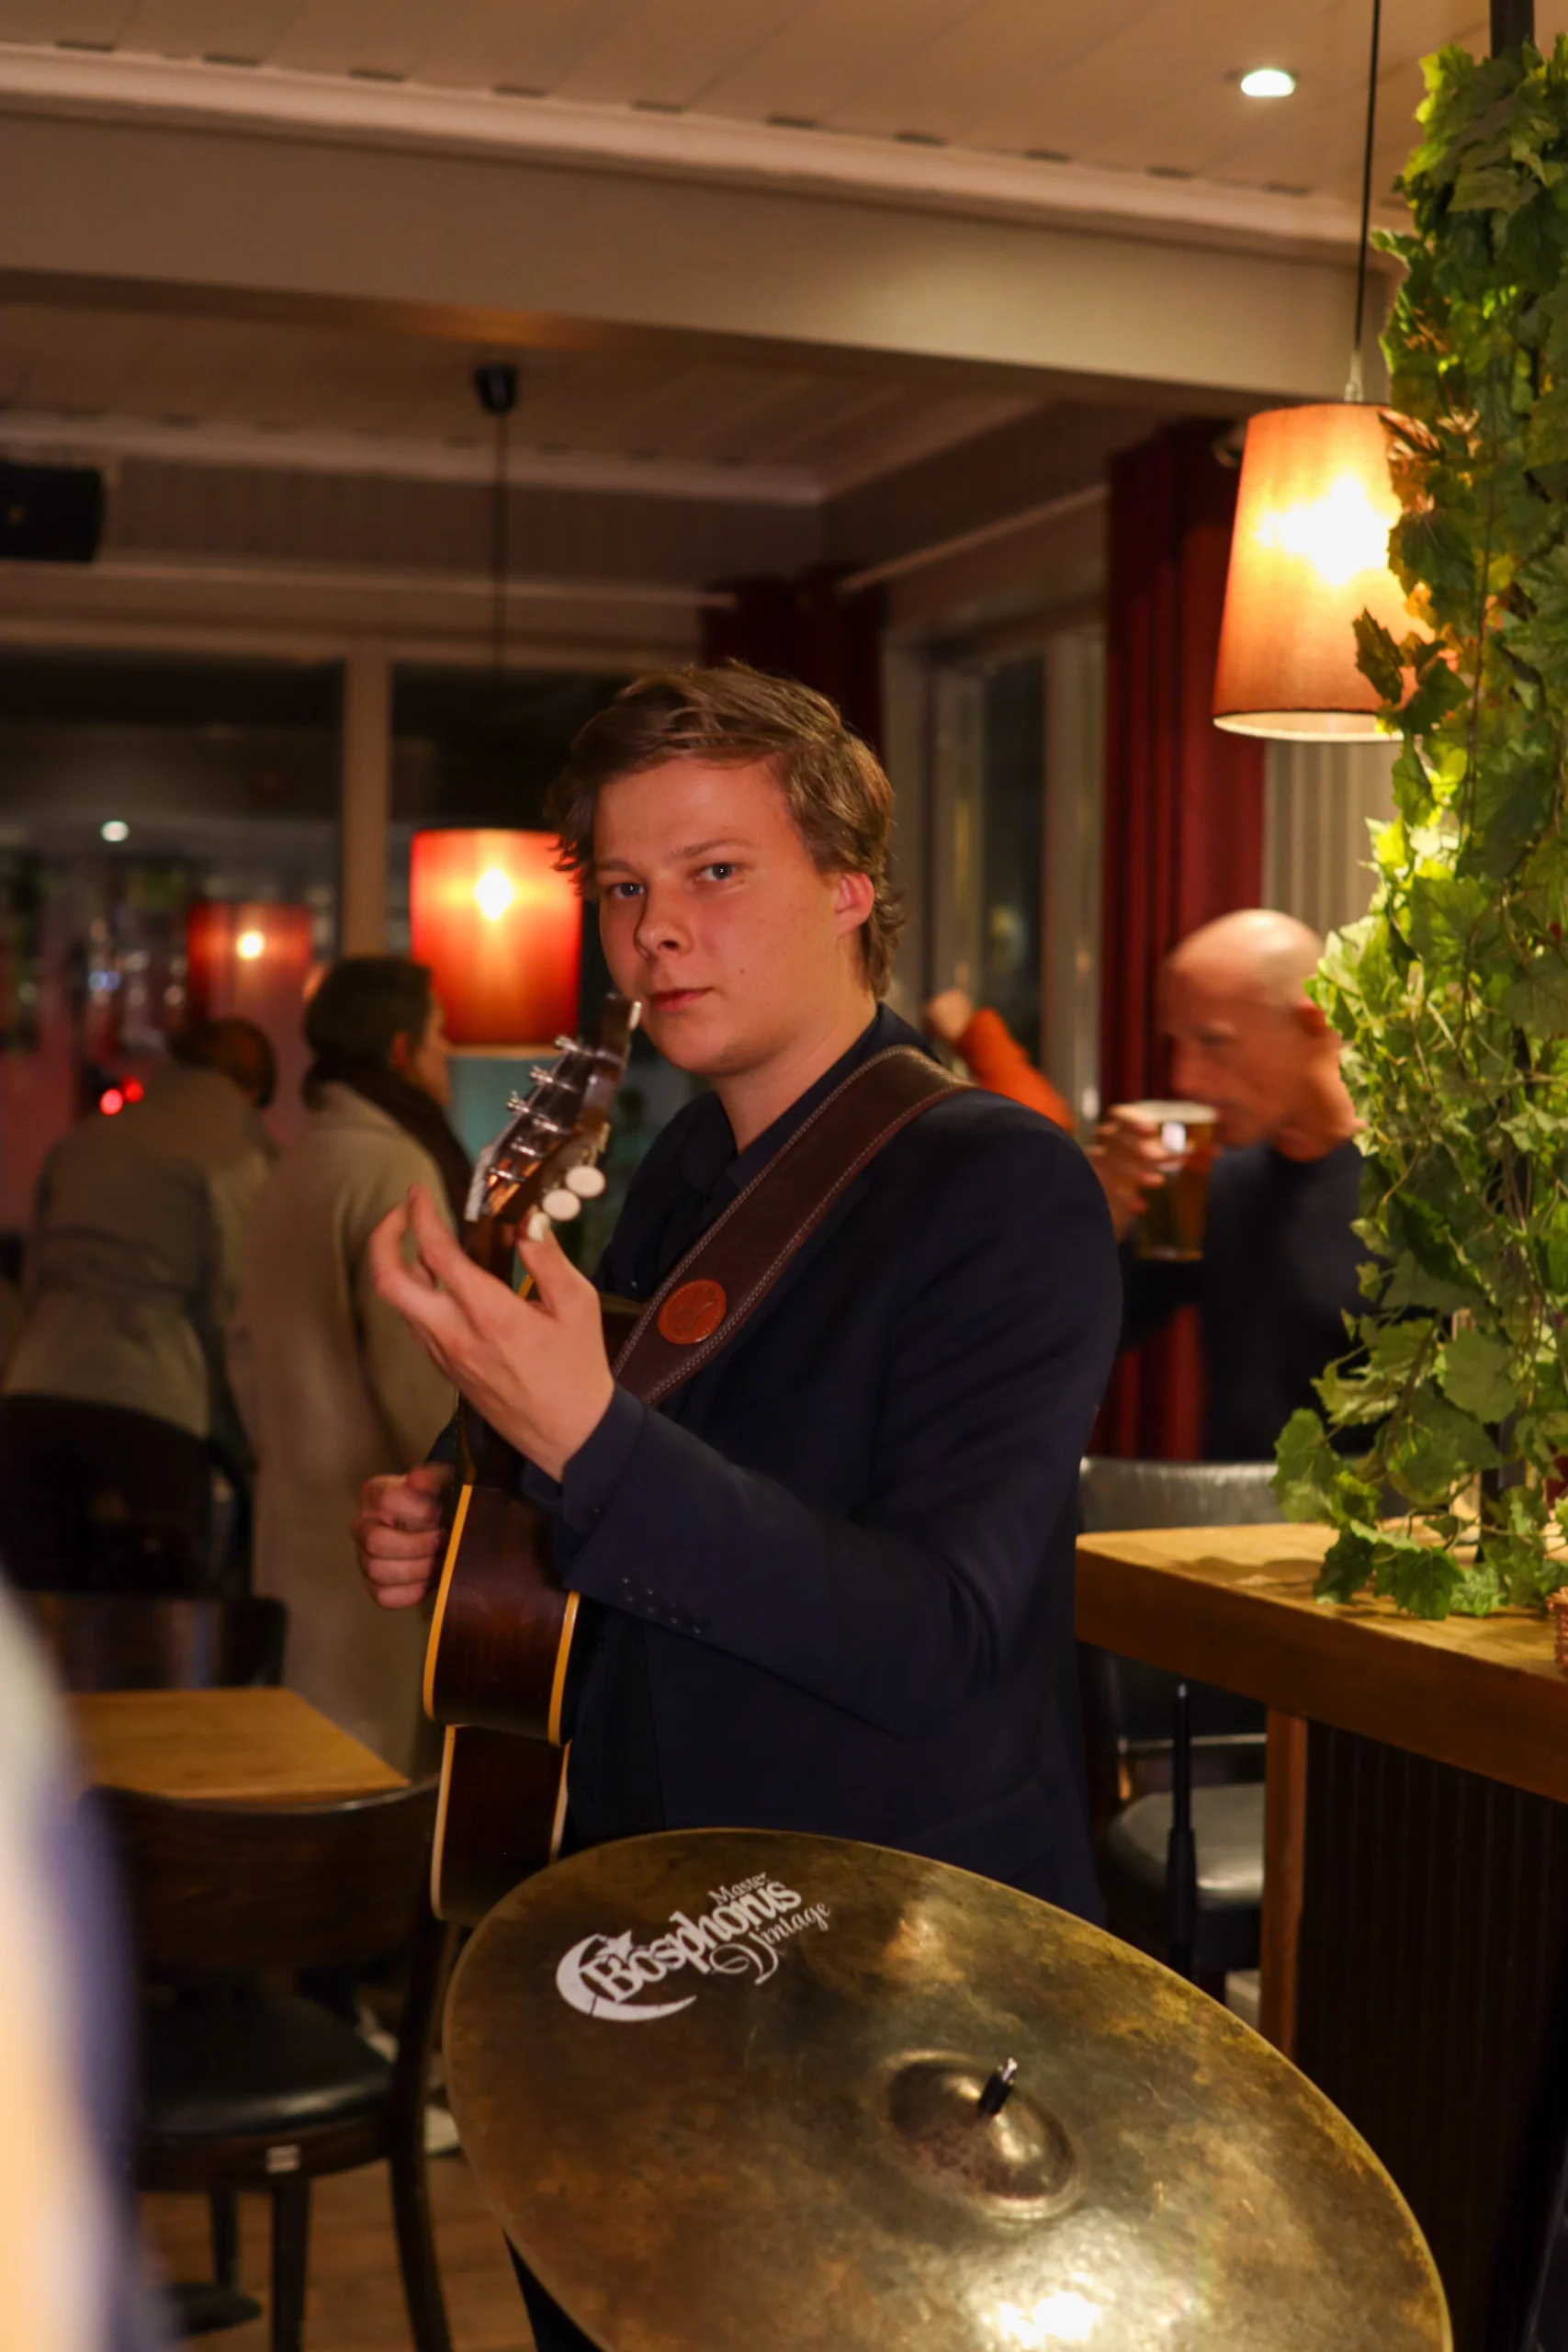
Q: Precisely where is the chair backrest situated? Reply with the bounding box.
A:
[1077,1456,1284,1534]
[99,1779,439,1973]
[1077,1456,1274,1782]
[26,1594,287,1693]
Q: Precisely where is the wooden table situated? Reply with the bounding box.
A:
[1076,1523,1568,2352]
[1076,1520,1568,1804]
[69,1687,405,1804]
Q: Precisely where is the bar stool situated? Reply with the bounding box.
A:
[1077,1456,1279,1993]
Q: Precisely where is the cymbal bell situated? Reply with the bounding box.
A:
[445,1829,1449,2352]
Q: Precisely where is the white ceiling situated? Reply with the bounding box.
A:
[0,0,1549,208]
[0,298,1041,500]
[2,1,1556,503]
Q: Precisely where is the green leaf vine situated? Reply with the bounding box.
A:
[1274,40,1568,1618]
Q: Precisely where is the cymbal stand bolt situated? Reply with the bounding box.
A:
[977,2059,1019,2120]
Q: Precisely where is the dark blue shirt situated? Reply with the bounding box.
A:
[524,1006,1122,1915]
[1121,1136,1365,1459]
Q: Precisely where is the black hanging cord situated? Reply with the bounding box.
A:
[1347,0,1382,401]
[472,362,520,672]
[1491,0,1535,53]
[491,406,508,669]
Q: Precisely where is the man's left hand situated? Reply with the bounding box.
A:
[368,1183,615,1483]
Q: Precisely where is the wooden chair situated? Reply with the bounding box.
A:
[103,1780,454,2352]
[29,1589,289,2323]
[26,1591,288,1693]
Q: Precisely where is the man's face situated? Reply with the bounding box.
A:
[1164,962,1313,1148]
[592,756,868,1078]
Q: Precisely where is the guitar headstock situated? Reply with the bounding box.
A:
[464,995,638,1265]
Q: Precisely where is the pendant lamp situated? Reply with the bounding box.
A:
[409,828,581,1049]
[1213,0,1410,740]
[186,901,314,1024]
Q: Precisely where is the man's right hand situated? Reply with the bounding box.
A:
[1088,1107,1172,1242]
[354,1461,451,1611]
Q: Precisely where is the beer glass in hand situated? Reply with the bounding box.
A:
[1120,1100,1216,1261]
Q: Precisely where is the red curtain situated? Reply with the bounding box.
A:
[703,564,886,752]
[1096,420,1266,1459]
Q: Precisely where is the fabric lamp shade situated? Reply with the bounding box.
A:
[186,902,314,1024]
[410,830,581,1048]
[1213,403,1412,741]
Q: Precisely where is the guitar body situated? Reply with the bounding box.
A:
[425,1486,576,1744]
[433,1725,570,1928]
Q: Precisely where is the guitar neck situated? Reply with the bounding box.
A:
[457,1212,525,1487]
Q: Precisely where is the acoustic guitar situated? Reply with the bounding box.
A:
[424,995,638,1926]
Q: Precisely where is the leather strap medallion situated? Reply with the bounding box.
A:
[657,1278,728,1345]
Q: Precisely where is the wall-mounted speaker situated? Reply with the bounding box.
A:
[0,463,104,563]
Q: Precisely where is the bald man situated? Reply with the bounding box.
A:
[1089,909,1361,1461]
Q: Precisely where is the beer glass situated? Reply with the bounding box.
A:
[1122,1100,1217,1261]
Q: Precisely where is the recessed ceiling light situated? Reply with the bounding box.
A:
[100,819,129,842]
[1241,67,1296,98]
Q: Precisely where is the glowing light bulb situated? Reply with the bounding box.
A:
[1240,66,1295,98]
[236,929,265,961]
[1254,471,1395,587]
[99,1088,125,1115]
[474,866,515,922]
[100,819,130,843]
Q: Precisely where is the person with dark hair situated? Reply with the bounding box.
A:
[0,1021,275,1592]
[228,957,468,1770]
[168,1015,277,1109]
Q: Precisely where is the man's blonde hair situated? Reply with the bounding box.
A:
[546,662,905,995]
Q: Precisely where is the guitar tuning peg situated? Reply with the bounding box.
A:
[554,1035,577,1052]
[541,1188,582,1222]
[564,1165,607,1199]
[506,1092,527,1114]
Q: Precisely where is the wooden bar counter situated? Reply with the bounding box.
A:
[1077,1522,1568,2352]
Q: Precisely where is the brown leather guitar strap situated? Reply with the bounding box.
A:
[608,1045,965,1410]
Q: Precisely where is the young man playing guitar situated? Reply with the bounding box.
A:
[355,663,1120,2341]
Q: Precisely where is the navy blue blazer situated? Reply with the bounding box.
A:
[524,1011,1122,1919]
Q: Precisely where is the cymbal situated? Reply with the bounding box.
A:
[445,1830,1449,2352]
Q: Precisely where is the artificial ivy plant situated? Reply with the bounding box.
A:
[1276,39,1568,1617]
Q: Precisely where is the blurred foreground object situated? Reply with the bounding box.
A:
[0,1583,153,2352]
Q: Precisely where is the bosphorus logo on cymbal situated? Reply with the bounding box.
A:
[555,1873,831,2022]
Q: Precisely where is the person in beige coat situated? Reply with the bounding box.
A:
[229,958,470,1774]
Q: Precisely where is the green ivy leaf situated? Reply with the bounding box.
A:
[1354,611,1405,707]
[1502,951,1568,1033]
[1446,1557,1509,1615]
[1438,1327,1519,1419]
[1408,872,1497,964]
[1382,1250,1484,1315]
[1388,1391,1502,1504]
[1273,1408,1338,1521]
[1371,1534,1465,1620]
[1314,1528,1377,1604]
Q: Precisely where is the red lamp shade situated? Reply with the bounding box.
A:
[1213,403,1413,741]
[409,830,581,1048]
[186,902,314,1024]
